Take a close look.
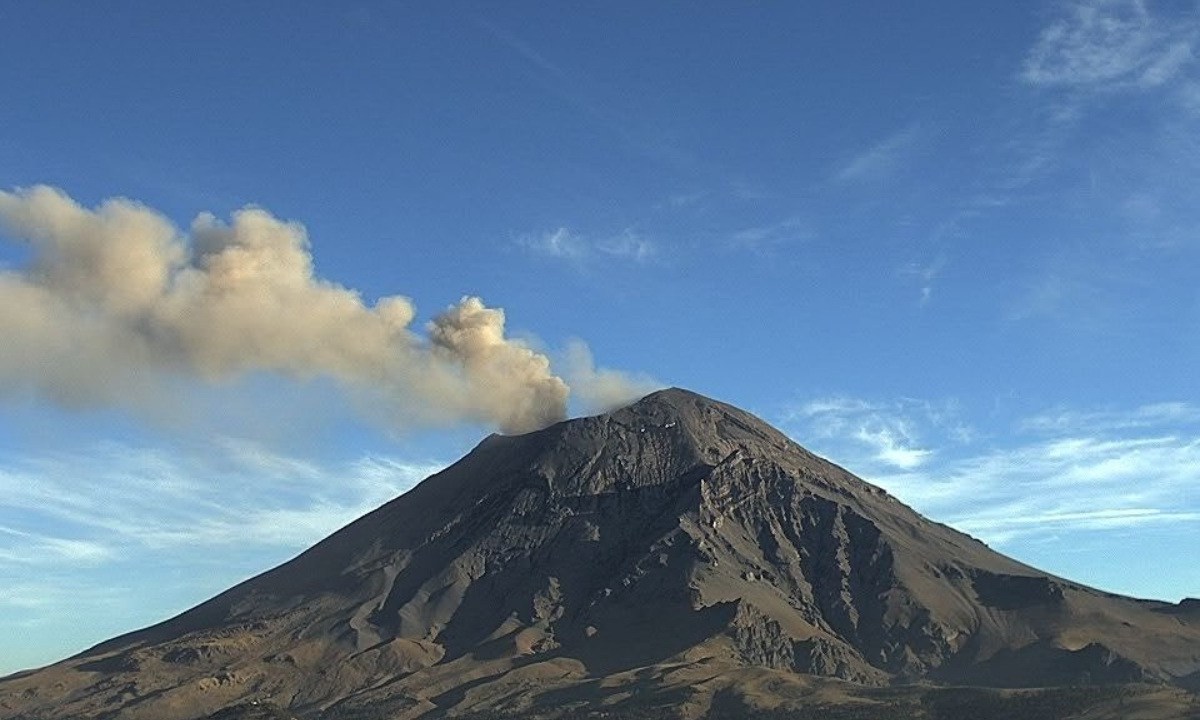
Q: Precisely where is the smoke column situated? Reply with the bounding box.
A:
[0,186,653,433]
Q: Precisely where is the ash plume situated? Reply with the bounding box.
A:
[0,185,650,433]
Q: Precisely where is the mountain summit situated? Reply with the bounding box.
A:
[3,388,1199,719]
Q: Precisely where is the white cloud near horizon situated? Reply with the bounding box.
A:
[0,439,450,672]
[0,525,113,565]
[0,440,443,563]
[1019,401,1200,434]
[782,395,1200,559]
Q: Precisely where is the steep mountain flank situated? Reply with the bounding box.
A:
[2,389,1198,719]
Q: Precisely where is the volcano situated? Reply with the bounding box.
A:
[2,388,1199,719]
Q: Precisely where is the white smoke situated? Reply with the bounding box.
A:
[0,185,652,433]
[561,340,661,412]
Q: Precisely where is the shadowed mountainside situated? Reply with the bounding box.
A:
[2,388,1198,719]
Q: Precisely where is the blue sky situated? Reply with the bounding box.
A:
[1,1,1199,674]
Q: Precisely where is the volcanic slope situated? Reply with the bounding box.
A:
[2,388,1199,719]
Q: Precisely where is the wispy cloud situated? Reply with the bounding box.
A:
[787,396,967,470]
[598,230,657,262]
[1019,401,1200,434]
[0,440,447,674]
[957,508,1200,541]
[0,440,447,673]
[833,123,921,183]
[1022,0,1198,91]
[0,441,442,559]
[0,525,112,565]
[1003,250,1151,332]
[896,433,1200,546]
[1006,272,1098,323]
[519,227,657,266]
[928,0,1199,272]
[785,395,1200,557]
[0,579,129,612]
[521,227,587,262]
[898,256,947,306]
[1005,0,1200,219]
[854,427,933,470]
[727,216,812,254]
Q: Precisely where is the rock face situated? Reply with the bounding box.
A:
[2,388,1199,719]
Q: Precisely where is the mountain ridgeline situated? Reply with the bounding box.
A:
[2,389,1198,720]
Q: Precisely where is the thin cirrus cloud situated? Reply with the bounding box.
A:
[520,227,657,266]
[787,396,961,471]
[898,256,947,306]
[1019,402,1200,434]
[0,439,446,674]
[950,0,1199,257]
[727,216,812,255]
[1022,0,1198,92]
[1005,0,1200,203]
[0,525,112,565]
[0,439,443,560]
[783,395,1200,552]
[0,579,131,613]
[832,123,922,184]
[891,434,1200,547]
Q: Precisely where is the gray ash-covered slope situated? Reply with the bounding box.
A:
[3,388,1199,720]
